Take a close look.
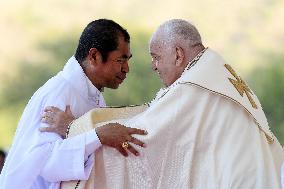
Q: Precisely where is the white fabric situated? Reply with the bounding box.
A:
[282,162,284,189]
[0,56,105,189]
[179,49,274,142]
[62,49,284,189]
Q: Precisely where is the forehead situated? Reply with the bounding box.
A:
[110,37,131,57]
[150,37,163,52]
[149,30,169,53]
[150,39,171,56]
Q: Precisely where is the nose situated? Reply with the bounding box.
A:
[122,61,129,73]
[152,60,157,71]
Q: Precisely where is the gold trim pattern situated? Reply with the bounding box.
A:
[179,81,273,144]
[224,64,258,109]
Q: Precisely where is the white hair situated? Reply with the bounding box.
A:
[153,19,202,47]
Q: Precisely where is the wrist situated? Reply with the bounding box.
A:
[67,118,75,126]
[95,127,104,145]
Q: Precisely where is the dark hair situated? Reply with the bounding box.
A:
[0,150,6,158]
[75,19,130,63]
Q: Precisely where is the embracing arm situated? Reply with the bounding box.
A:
[39,106,147,182]
[40,105,147,157]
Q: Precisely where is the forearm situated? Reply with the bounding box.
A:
[40,129,101,182]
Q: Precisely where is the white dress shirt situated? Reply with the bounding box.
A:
[0,56,105,189]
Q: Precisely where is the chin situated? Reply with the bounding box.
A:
[164,81,174,87]
[165,77,177,86]
[109,84,120,89]
[162,79,170,87]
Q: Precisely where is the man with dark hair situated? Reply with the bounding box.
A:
[0,150,6,173]
[75,19,130,63]
[0,19,147,189]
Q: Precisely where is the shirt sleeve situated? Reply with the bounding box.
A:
[38,89,102,182]
[40,129,101,182]
[0,77,103,188]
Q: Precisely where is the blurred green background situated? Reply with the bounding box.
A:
[0,0,283,149]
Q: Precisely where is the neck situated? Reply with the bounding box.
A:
[79,61,103,91]
[187,44,205,63]
[88,76,103,91]
[181,44,206,72]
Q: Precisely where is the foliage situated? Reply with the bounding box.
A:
[247,56,284,144]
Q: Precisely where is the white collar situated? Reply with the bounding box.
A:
[61,56,102,102]
[86,75,103,100]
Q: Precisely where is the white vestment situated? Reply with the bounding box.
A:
[282,162,284,188]
[0,57,105,189]
[62,48,284,189]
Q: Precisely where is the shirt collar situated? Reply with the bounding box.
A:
[61,56,103,101]
[86,75,103,99]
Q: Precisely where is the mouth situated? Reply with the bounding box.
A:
[156,70,162,78]
[116,75,126,83]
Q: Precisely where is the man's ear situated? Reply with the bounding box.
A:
[88,48,102,66]
[175,46,184,67]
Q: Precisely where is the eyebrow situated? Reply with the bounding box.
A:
[150,52,159,57]
[120,54,132,59]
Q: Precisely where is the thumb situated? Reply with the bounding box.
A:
[65,105,72,115]
[39,127,54,133]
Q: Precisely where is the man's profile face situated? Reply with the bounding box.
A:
[89,36,132,89]
[149,36,179,87]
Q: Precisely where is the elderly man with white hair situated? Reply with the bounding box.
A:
[42,19,284,189]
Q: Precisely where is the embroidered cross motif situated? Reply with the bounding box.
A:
[224,64,258,109]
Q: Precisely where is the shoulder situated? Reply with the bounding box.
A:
[26,73,74,110]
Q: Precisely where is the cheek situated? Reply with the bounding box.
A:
[104,64,121,76]
[158,63,177,85]
[112,64,122,72]
[158,60,173,74]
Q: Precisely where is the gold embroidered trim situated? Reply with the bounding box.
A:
[99,104,149,108]
[179,81,274,144]
[224,64,258,109]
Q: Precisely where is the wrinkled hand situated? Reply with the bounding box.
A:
[39,105,75,138]
[95,123,147,157]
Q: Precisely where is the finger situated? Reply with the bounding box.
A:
[41,116,55,125]
[65,105,75,118]
[39,127,56,133]
[108,122,124,127]
[41,112,48,118]
[117,146,128,157]
[129,136,146,147]
[65,105,71,113]
[44,106,56,112]
[127,127,148,135]
[41,113,48,119]
[42,112,55,119]
[41,117,49,123]
[127,144,140,156]
[44,106,61,112]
